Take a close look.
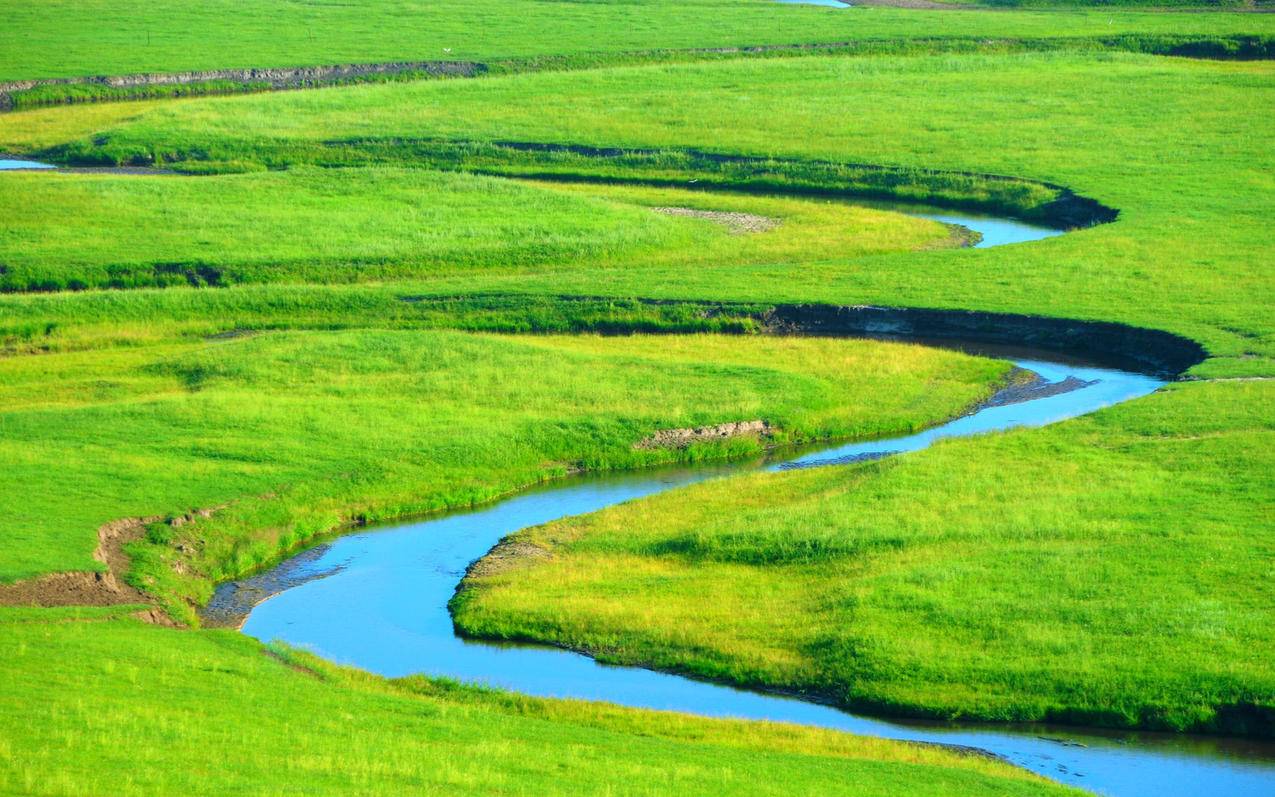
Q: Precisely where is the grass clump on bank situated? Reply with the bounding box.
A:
[0,330,1007,622]
[453,380,1275,737]
[0,611,1080,796]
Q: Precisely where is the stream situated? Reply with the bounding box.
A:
[8,156,1270,795]
[208,353,1275,797]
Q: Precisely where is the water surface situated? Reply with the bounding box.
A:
[0,159,54,170]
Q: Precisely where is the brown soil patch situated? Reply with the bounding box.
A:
[462,540,550,581]
[0,506,222,625]
[637,419,771,450]
[0,516,157,608]
[652,206,780,234]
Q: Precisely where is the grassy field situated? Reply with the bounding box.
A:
[454,379,1275,736]
[0,0,1271,790]
[0,608,1080,796]
[1,51,1270,377]
[0,169,951,291]
[0,331,1007,619]
[2,0,1272,82]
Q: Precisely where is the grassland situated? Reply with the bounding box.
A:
[0,608,1080,796]
[0,331,1007,620]
[0,0,1271,789]
[3,0,1273,83]
[454,379,1275,736]
[1,51,1270,377]
[0,169,951,291]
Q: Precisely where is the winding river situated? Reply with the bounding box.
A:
[6,158,1271,795]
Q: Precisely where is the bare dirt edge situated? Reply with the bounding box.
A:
[0,508,222,625]
[651,206,780,234]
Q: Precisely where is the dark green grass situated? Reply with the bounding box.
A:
[453,380,1275,737]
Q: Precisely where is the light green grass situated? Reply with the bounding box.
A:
[0,1,1270,770]
[2,0,1272,82]
[1,51,1270,376]
[0,330,1007,622]
[454,379,1275,736]
[0,611,1079,796]
[0,169,949,291]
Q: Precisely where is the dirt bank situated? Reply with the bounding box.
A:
[652,207,780,234]
[0,506,222,624]
[637,419,772,449]
[0,60,484,111]
[0,516,154,608]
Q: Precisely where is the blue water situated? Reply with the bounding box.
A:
[218,355,1275,796]
[774,0,851,7]
[0,158,54,170]
[914,210,1065,249]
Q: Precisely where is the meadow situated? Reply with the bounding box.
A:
[0,331,1007,619]
[0,170,951,291]
[3,0,1273,83]
[0,1,1272,792]
[0,607,1079,796]
[0,50,1270,376]
[454,379,1275,736]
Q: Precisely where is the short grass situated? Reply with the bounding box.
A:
[0,330,1007,622]
[2,0,1272,82]
[0,2,1270,775]
[0,609,1079,796]
[453,379,1275,736]
[1,51,1270,377]
[0,169,949,291]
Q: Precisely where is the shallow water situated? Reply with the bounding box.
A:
[0,158,55,170]
[774,0,851,7]
[213,355,1273,796]
[12,148,1269,794]
[913,209,1065,248]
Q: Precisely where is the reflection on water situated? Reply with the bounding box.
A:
[913,209,1064,248]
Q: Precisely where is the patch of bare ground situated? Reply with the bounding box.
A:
[651,206,780,234]
[0,506,222,625]
[636,419,771,450]
[0,516,156,609]
[461,540,551,581]
[848,0,972,9]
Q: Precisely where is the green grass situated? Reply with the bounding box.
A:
[2,0,1273,82]
[0,1,1271,784]
[0,169,951,291]
[1,51,1270,377]
[0,330,1007,622]
[0,611,1080,796]
[453,379,1275,736]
